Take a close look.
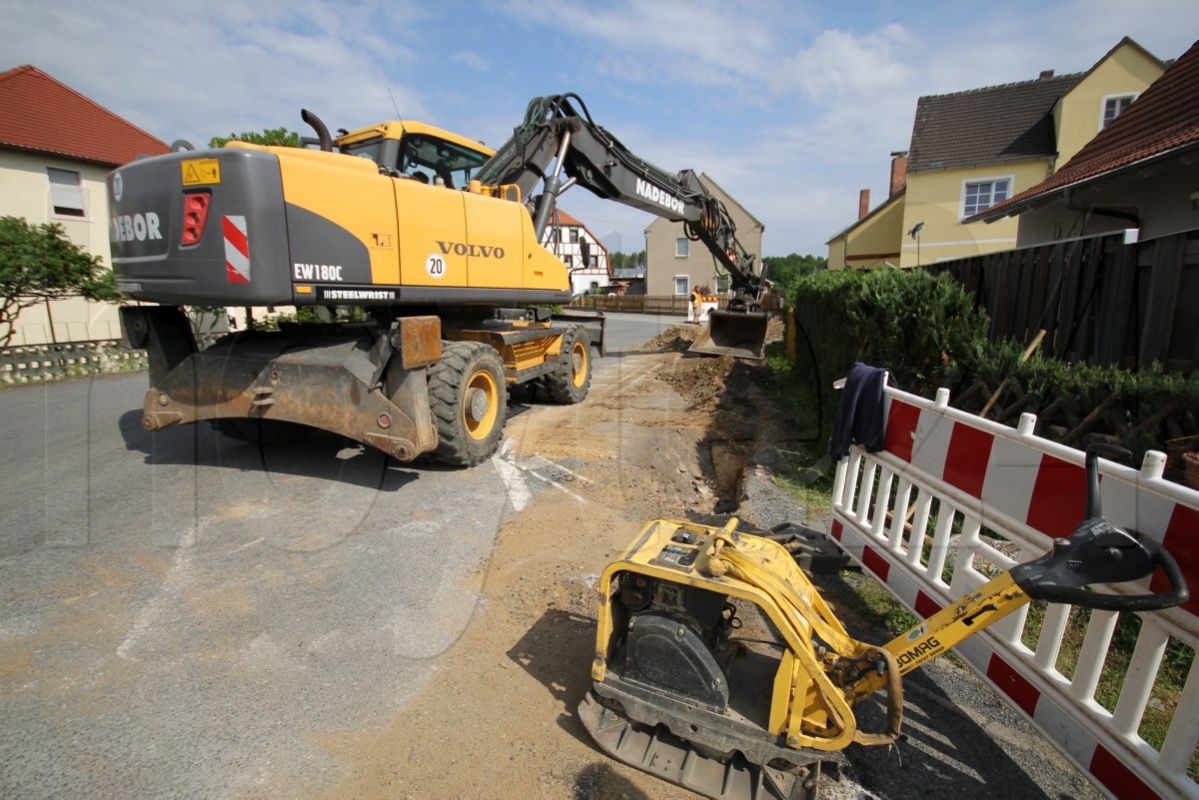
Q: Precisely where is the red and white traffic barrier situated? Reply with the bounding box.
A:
[830,385,1199,800]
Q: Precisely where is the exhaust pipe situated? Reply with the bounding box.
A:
[302,109,333,152]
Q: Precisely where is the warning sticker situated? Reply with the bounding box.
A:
[181,159,221,186]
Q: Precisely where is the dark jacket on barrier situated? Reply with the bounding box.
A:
[829,363,894,460]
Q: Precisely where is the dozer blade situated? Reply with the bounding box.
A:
[689,311,769,360]
[578,691,819,800]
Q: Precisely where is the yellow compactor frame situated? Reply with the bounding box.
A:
[582,500,1186,800]
[590,519,1033,753]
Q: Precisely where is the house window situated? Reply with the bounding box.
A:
[48,168,86,218]
[962,177,1011,218]
[1102,94,1135,129]
[674,275,689,295]
[675,238,689,257]
[569,228,579,244]
[715,275,730,293]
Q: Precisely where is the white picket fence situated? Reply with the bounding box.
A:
[830,384,1199,800]
[0,339,148,384]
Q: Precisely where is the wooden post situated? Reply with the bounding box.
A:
[979,329,1046,418]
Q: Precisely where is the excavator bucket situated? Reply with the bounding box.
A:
[688,310,769,360]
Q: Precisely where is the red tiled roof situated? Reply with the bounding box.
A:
[552,209,585,228]
[975,38,1199,220]
[0,65,170,166]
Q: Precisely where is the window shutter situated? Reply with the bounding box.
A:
[48,168,85,215]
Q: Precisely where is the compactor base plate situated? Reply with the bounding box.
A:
[578,691,819,800]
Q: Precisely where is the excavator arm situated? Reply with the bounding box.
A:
[478,94,763,308]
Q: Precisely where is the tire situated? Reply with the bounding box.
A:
[428,341,507,467]
[545,325,592,404]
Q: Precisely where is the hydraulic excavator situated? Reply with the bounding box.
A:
[108,94,768,467]
[578,445,1189,799]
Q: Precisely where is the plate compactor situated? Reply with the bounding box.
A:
[578,447,1188,799]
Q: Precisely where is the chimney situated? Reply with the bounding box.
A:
[1039,69,1054,80]
[858,189,870,220]
[889,151,908,196]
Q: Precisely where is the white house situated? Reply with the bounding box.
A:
[0,65,170,344]
[540,209,611,295]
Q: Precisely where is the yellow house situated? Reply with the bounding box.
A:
[828,38,1165,270]
[827,155,908,269]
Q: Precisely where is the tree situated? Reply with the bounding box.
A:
[761,253,822,301]
[609,250,645,270]
[208,127,300,149]
[0,216,121,346]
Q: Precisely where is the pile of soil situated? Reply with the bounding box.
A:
[766,315,785,343]
[640,324,704,352]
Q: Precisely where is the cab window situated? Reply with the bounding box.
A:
[399,135,489,189]
[341,137,383,163]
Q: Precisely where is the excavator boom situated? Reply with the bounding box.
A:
[479,94,771,359]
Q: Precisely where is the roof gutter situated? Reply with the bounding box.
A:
[973,140,1199,224]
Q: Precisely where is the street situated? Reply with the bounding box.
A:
[0,313,679,797]
[0,312,1097,799]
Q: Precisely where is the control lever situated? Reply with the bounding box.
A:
[1010,444,1189,612]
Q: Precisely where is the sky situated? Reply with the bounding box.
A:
[4,0,1196,257]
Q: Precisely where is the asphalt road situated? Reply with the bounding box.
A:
[0,312,1096,799]
[0,312,679,798]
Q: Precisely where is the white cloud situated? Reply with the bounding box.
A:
[772,25,914,102]
[3,0,1196,256]
[0,0,428,145]
[452,51,490,71]
[497,0,778,88]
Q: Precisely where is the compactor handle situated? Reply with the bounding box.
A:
[1011,444,1189,612]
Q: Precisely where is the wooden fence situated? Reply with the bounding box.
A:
[575,294,784,314]
[924,228,1199,373]
[572,295,704,314]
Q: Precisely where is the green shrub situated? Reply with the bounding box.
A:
[790,266,1198,469]
[791,269,989,436]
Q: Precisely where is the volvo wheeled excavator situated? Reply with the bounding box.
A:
[109,93,767,466]
[578,445,1188,799]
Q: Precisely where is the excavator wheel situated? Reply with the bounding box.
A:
[428,341,507,467]
[544,325,591,404]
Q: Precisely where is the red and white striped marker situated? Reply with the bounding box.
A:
[223,215,250,284]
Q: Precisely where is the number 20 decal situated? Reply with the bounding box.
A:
[425,254,446,279]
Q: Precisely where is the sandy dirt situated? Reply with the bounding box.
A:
[322,328,795,799]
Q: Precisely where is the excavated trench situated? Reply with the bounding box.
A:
[643,325,782,513]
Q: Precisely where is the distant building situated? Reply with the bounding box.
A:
[644,174,763,297]
[540,208,611,295]
[609,266,647,296]
[828,38,1165,269]
[0,65,170,344]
